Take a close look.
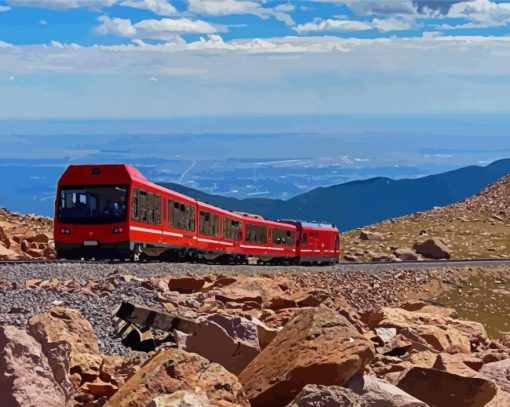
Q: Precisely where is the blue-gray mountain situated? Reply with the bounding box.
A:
[160,158,510,232]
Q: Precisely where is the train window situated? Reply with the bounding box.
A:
[131,189,139,220]
[151,194,161,225]
[245,224,267,244]
[224,218,242,241]
[168,200,195,232]
[199,210,219,236]
[272,228,295,246]
[139,190,148,222]
[302,233,308,245]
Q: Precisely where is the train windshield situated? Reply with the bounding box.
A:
[58,185,128,224]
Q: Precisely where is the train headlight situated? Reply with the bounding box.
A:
[60,228,70,235]
[113,227,124,234]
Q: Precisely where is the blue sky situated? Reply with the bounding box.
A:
[1,0,510,117]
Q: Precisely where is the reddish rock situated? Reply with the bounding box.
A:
[168,276,205,293]
[0,325,66,407]
[479,358,510,393]
[104,348,249,407]
[80,379,118,398]
[433,353,483,376]
[414,237,450,259]
[180,313,260,374]
[28,307,100,398]
[397,367,497,407]
[27,232,50,243]
[28,307,100,355]
[394,248,419,261]
[347,374,428,406]
[239,307,374,407]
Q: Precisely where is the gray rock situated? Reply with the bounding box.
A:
[287,384,362,407]
[348,374,429,406]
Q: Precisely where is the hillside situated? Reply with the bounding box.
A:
[342,174,510,262]
[0,207,54,260]
[161,158,510,231]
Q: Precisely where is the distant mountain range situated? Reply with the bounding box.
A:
[160,158,510,231]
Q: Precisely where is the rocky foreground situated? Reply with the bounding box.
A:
[0,207,55,260]
[342,175,510,262]
[0,263,509,406]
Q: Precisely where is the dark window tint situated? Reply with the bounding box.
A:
[245,224,267,244]
[168,199,195,232]
[272,228,295,246]
[59,185,128,224]
[131,188,160,225]
[199,211,220,236]
[224,218,242,241]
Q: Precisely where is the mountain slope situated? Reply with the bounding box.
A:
[342,174,510,261]
[161,158,510,231]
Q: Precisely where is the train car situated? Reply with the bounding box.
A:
[55,164,338,264]
[238,214,297,264]
[279,220,340,265]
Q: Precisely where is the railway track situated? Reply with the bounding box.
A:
[1,258,509,269]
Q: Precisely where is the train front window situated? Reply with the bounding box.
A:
[58,185,128,224]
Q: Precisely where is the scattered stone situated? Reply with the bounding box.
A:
[168,276,206,293]
[479,358,510,393]
[394,248,419,261]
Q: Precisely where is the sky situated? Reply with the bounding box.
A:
[1,0,510,118]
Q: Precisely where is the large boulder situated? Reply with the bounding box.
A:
[360,230,384,241]
[362,307,487,351]
[238,307,374,407]
[178,313,261,374]
[414,237,450,259]
[27,307,100,397]
[397,367,497,407]
[286,384,362,407]
[104,348,249,407]
[479,358,510,393]
[28,307,100,355]
[214,275,286,306]
[168,276,206,293]
[347,374,428,406]
[0,325,66,407]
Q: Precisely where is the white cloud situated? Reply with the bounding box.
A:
[295,19,372,33]
[8,76,15,80]
[447,0,510,28]
[3,34,510,117]
[295,17,413,33]
[371,17,413,32]
[149,76,158,81]
[50,40,64,48]
[95,16,217,39]
[7,0,118,10]
[188,0,295,25]
[95,16,137,36]
[120,0,176,16]
[0,40,13,48]
[0,5,11,11]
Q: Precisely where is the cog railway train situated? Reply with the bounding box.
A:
[54,165,340,265]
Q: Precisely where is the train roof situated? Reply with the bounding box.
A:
[278,219,339,232]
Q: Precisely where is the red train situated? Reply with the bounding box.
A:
[54,164,340,265]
